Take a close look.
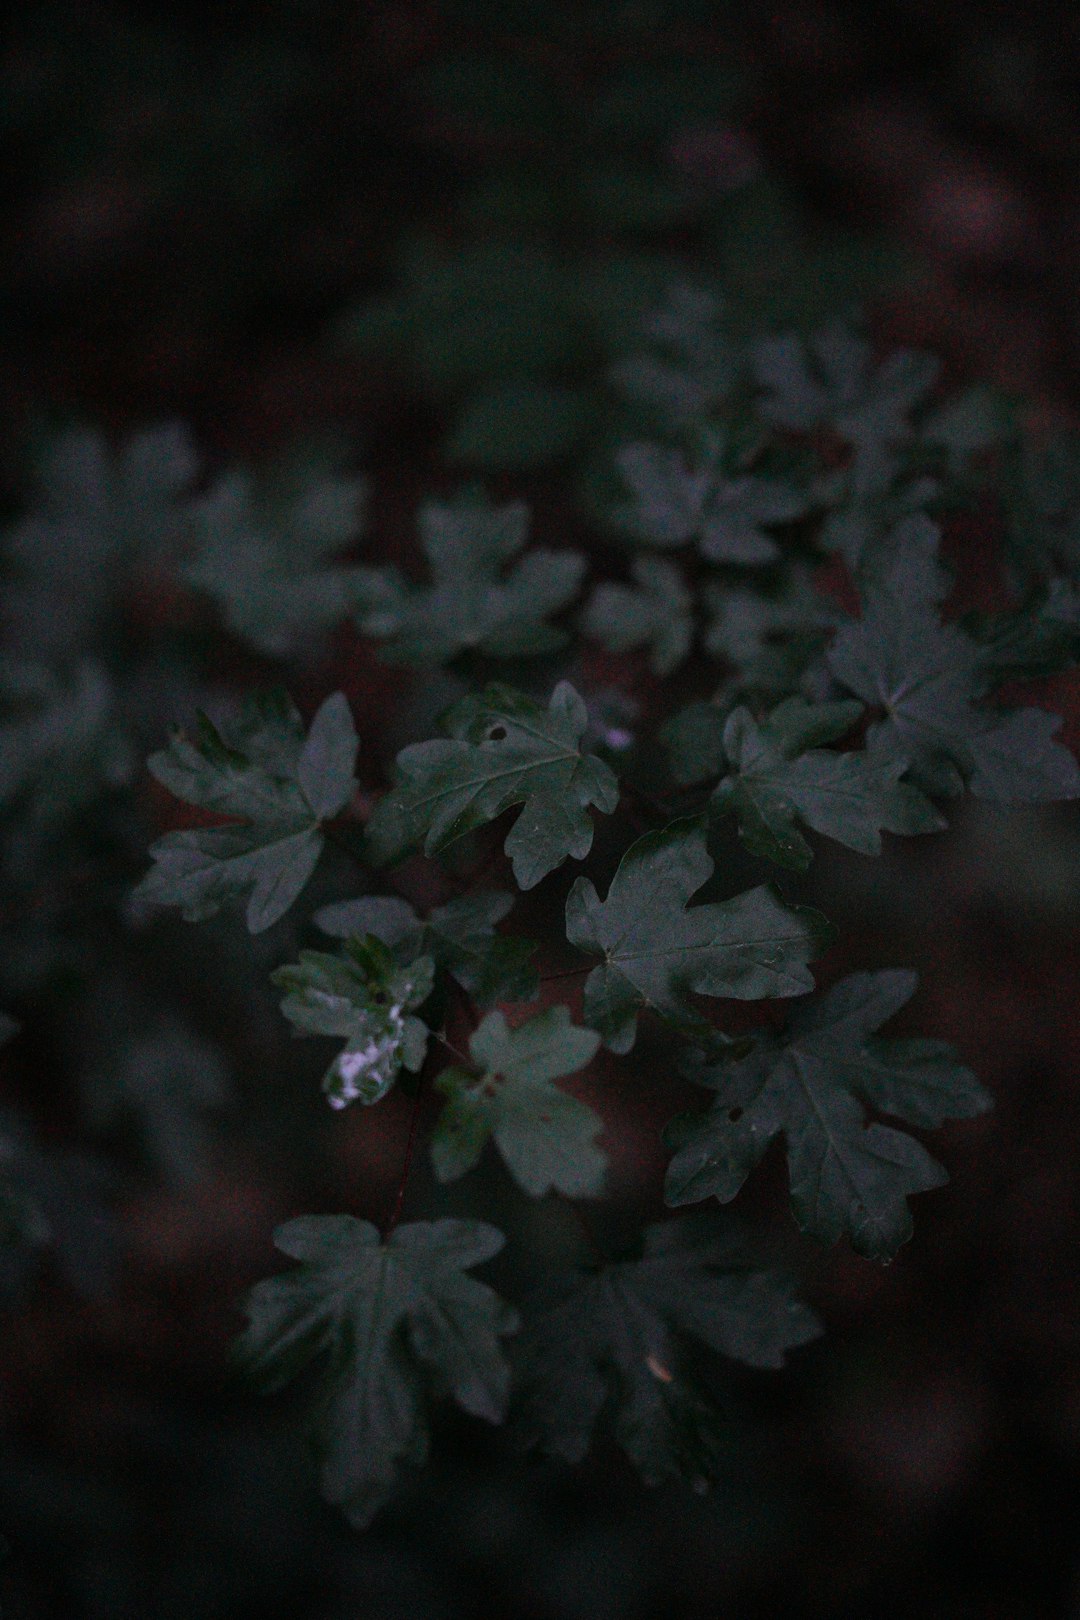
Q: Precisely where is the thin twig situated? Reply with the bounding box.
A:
[538,966,590,983]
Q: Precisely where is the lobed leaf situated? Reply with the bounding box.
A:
[233,1216,518,1527]
[366,682,619,890]
[565,819,830,1052]
[665,970,991,1260]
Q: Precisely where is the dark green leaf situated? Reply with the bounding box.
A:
[354,492,583,665]
[611,437,808,563]
[233,1216,518,1527]
[135,690,358,932]
[751,324,939,448]
[581,557,693,674]
[183,463,368,657]
[828,525,1080,801]
[665,970,990,1259]
[516,1217,820,1487]
[608,281,741,426]
[366,682,619,890]
[431,1007,603,1196]
[565,819,830,1052]
[711,698,944,870]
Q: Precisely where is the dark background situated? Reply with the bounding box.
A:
[3,3,1080,1616]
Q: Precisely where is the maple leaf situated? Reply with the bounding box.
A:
[751,323,940,449]
[664,970,991,1260]
[134,689,358,932]
[827,524,1080,801]
[273,935,434,1109]
[581,556,694,674]
[365,682,619,890]
[0,658,132,829]
[315,889,538,1007]
[565,820,830,1052]
[702,564,839,698]
[233,1216,518,1527]
[608,281,741,426]
[431,1007,604,1197]
[2,423,198,657]
[611,434,808,564]
[515,1216,820,1488]
[183,461,368,657]
[709,697,944,870]
[353,492,583,664]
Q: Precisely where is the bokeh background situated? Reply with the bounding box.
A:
[3,3,1080,1616]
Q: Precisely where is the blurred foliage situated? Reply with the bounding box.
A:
[4,1,1080,1617]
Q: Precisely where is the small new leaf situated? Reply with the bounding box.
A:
[273,936,434,1109]
[664,970,991,1260]
[233,1216,518,1527]
[135,690,358,933]
[516,1217,820,1488]
[316,890,538,1007]
[366,682,619,890]
[711,697,944,870]
[431,1007,604,1197]
[565,819,830,1052]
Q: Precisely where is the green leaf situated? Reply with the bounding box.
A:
[233,1216,518,1528]
[431,1007,603,1196]
[516,1216,820,1488]
[183,462,368,657]
[366,682,619,890]
[611,438,808,563]
[134,689,358,933]
[315,890,538,1007]
[751,323,940,448]
[703,565,839,698]
[353,492,584,664]
[711,697,944,870]
[828,525,1080,801]
[82,1017,233,1187]
[662,700,729,787]
[0,658,132,828]
[3,423,198,657]
[665,970,991,1260]
[565,819,830,1052]
[581,557,693,674]
[609,281,741,426]
[273,938,434,1109]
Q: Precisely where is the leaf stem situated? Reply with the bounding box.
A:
[384,1067,427,1237]
[559,1193,608,1264]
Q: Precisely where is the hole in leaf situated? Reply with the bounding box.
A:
[488,725,507,741]
[728,1106,743,1122]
